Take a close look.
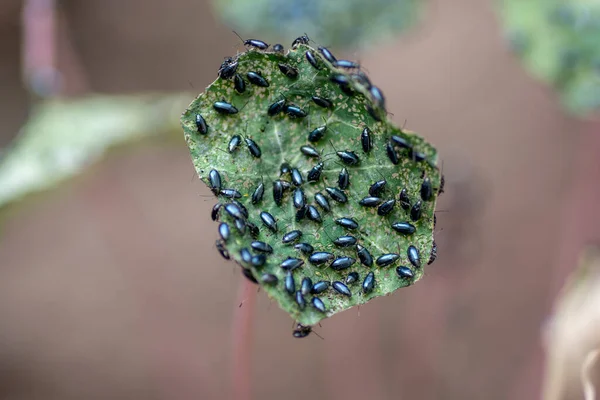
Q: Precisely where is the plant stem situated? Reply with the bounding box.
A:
[232,279,256,400]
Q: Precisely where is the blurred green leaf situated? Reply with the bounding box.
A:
[0,93,192,209]
[212,0,424,49]
[499,0,600,116]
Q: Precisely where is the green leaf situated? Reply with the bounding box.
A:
[181,43,441,328]
[0,94,190,209]
[212,0,423,49]
[499,0,600,116]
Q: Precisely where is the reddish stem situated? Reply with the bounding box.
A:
[22,0,89,96]
[22,0,58,96]
[232,279,257,400]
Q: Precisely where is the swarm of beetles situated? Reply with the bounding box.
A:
[181,34,443,338]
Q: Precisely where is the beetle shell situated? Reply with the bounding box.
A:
[407,245,421,268]
[396,266,414,279]
[251,241,273,253]
[285,273,295,294]
[295,291,306,309]
[260,211,277,232]
[311,281,330,294]
[359,197,382,207]
[307,205,322,223]
[282,230,303,244]
[301,277,313,296]
[332,281,352,297]
[309,252,335,265]
[278,63,299,79]
[314,192,331,211]
[295,242,315,255]
[391,222,416,235]
[281,257,304,271]
[356,244,373,267]
[330,256,356,271]
[377,199,396,216]
[362,272,375,294]
[311,297,327,312]
[326,187,348,203]
[346,272,359,285]
[376,253,400,267]
[312,96,332,108]
[369,180,386,197]
[335,217,358,230]
[213,101,238,114]
[195,114,208,134]
[247,71,269,87]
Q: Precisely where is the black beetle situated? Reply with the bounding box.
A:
[307,163,324,182]
[284,104,308,118]
[369,180,386,197]
[228,135,241,153]
[208,169,222,195]
[335,217,358,230]
[278,63,298,79]
[332,281,352,297]
[242,268,258,284]
[407,245,421,268]
[307,205,322,223]
[285,272,295,294]
[251,182,264,204]
[410,201,422,221]
[260,211,277,232]
[305,50,320,69]
[333,235,357,248]
[326,187,348,203]
[361,127,372,153]
[359,197,382,207]
[282,230,303,244]
[346,272,359,285]
[377,199,396,216]
[311,297,327,313]
[309,252,335,265]
[295,291,306,309]
[295,242,314,255]
[247,71,269,87]
[195,113,208,134]
[362,272,375,294]
[356,244,373,267]
[314,192,331,212]
[318,46,337,63]
[293,187,306,209]
[311,281,330,294]
[220,188,242,199]
[261,273,278,284]
[391,222,416,235]
[308,126,327,143]
[281,257,304,271]
[251,241,273,253]
[338,168,349,190]
[268,98,286,116]
[245,138,261,158]
[396,266,414,279]
[213,101,238,115]
[234,74,246,93]
[301,277,313,296]
[330,256,356,271]
[311,96,332,108]
[376,253,399,267]
[216,240,230,260]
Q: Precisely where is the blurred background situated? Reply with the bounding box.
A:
[1,0,599,399]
